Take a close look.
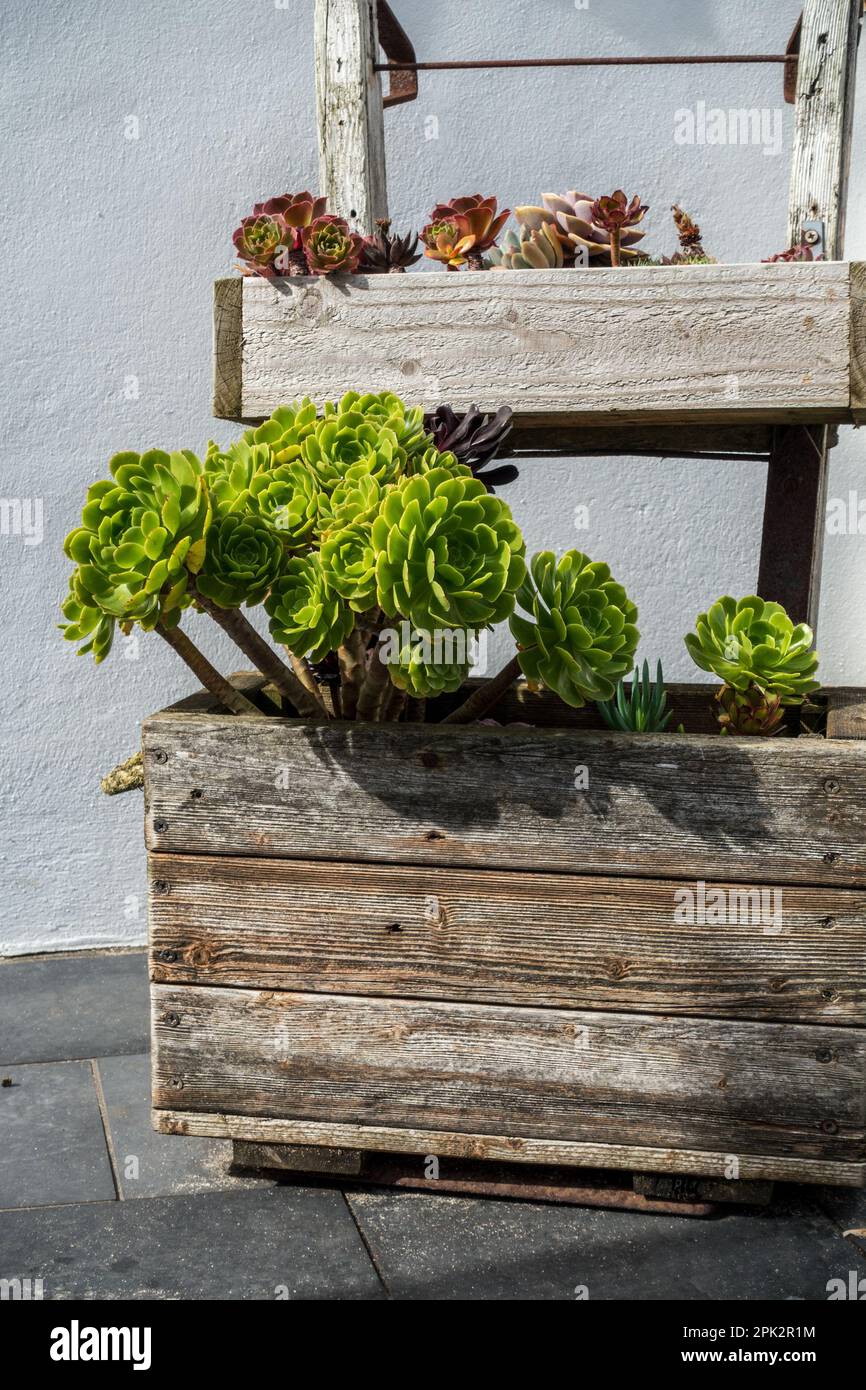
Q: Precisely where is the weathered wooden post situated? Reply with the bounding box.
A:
[314,0,388,232]
[757,0,863,633]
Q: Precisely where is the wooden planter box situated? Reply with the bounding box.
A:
[146,678,866,1188]
[214,262,866,427]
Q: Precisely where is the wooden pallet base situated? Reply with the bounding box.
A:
[229,1140,776,1215]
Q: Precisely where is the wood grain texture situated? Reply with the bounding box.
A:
[151,984,866,1161]
[226,264,853,424]
[315,0,387,233]
[826,687,866,739]
[148,854,866,1025]
[787,0,862,254]
[153,1109,866,1186]
[141,716,866,887]
[852,261,866,423]
[212,278,243,420]
[757,423,830,629]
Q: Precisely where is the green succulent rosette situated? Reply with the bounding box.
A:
[684,595,819,702]
[303,413,407,492]
[371,466,525,630]
[319,521,379,613]
[63,449,210,634]
[59,572,116,663]
[205,441,321,547]
[323,391,429,459]
[509,550,639,707]
[315,465,383,535]
[241,400,319,465]
[196,513,284,609]
[383,629,472,699]
[265,553,353,661]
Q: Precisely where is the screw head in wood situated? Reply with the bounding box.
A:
[152,879,170,896]
[823,778,839,793]
[153,819,168,834]
[163,1012,180,1028]
[819,1118,838,1134]
[158,948,177,963]
[822,851,839,864]
[152,749,169,764]
[816,1048,834,1063]
[170,1076,184,1090]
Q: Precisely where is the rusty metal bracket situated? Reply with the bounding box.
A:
[377,1,418,108]
[785,13,802,104]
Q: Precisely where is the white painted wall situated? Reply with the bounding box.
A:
[1,0,864,953]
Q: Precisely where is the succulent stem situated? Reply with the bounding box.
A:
[156,622,263,716]
[337,630,368,719]
[609,228,622,268]
[193,588,327,719]
[442,654,522,725]
[356,636,392,720]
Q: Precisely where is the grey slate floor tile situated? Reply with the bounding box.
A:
[0,1061,116,1210]
[0,1187,386,1300]
[97,1053,268,1198]
[0,951,148,1064]
[347,1188,866,1301]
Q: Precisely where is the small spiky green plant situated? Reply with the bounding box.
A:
[598,660,674,732]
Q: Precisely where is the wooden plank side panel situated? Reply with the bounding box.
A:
[235,265,852,423]
[154,1111,866,1187]
[148,854,866,1025]
[141,718,866,887]
[151,985,866,1162]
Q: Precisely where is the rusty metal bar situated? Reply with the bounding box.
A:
[376,55,789,72]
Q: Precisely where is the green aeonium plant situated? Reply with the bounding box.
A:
[61,392,645,746]
[684,594,820,735]
[508,551,639,706]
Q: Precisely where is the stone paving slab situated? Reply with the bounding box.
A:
[347,1188,866,1301]
[0,1187,385,1300]
[96,1053,268,1198]
[0,952,148,1064]
[0,1061,116,1211]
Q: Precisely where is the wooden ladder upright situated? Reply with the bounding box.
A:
[315,0,862,647]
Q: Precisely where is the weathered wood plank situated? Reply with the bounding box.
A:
[226,264,853,424]
[148,854,866,1025]
[212,278,243,420]
[852,261,866,424]
[757,423,830,628]
[827,687,866,739]
[787,0,862,254]
[504,421,774,458]
[315,0,387,233]
[151,984,866,1162]
[155,1109,866,1187]
[141,717,866,886]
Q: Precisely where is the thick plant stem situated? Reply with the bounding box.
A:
[337,630,367,720]
[380,683,407,723]
[407,696,427,723]
[442,654,522,725]
[156,623,263,716]
[288,651,323,706]
[356,637,391,721]
[609,228,622,268]
[193,591,327,719]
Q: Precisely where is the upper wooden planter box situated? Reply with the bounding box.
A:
[214,262,866,428]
